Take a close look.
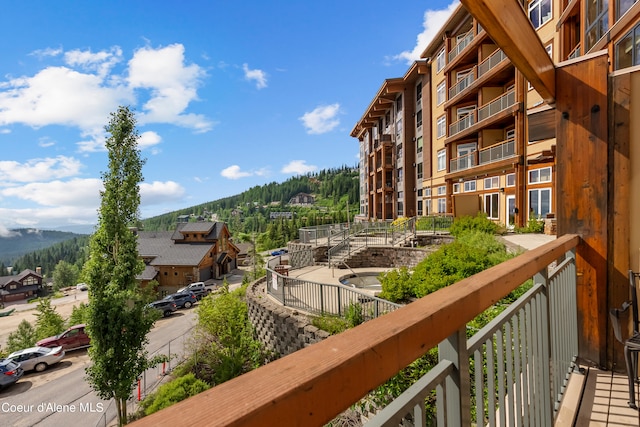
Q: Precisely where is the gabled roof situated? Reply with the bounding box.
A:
[137,230,213,267]
[171,221,223,241]
[0,269,42,287]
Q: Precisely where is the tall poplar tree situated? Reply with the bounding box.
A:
[84,106,155,426]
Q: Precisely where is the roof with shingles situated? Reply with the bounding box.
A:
[171,221,222,240]
[137,230,213,266]
[0,269,42,287]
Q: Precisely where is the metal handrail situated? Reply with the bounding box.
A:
[266,267,401,319]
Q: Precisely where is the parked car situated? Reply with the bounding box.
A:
[6,346,65,372]
[148,300,178,317]
[163,291,197,309]
[271,248,288,256]
[76,283,88,291]
[0,359,23,390]
[177,282,212,300]
[36,324,91,351]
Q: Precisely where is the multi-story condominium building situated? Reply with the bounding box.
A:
[353,1,640,228]
[351,62,428,220]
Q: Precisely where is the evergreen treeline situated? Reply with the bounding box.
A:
[6,167,359,275]
[10,235,90,277]
[0,229,84,266]
[142,166,359,246]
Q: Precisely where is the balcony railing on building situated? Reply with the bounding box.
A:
[478,48,507,78]
[449,71,476,100]
[479,138,516,165]
[448,29,475,63]
[449,112,476,137]
[131,235,582,427]
[568,43,581,60]
[449,151,478,173]
[478,89,516,121]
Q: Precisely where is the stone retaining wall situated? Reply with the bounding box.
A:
[345,246,434,269]
[246,278,329,358]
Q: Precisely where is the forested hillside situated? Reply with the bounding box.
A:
[142,166,359,250]
[0,229,87,267]
[8,235,90,277]
[4,166,359,275]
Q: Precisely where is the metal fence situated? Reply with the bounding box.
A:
[266,268,401,320]
[94,332,192,426]
[366,247,578,426]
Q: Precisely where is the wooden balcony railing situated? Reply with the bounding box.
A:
[131,234,580,427]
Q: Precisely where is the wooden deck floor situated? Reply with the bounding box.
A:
[569,368,640,426]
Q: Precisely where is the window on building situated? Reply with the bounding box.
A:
[484,176,499,189]
[436,49,446,72]
[397,143,403,158]
[437,81,446,105]
[437,115,446,138]
[529,167,552,184]
[417,110,423,128]
[545,43,553,60]
[417,163,423,180]
[397,168,403,180]
[437,149,446,171]
[398,191,403,200]
[417,136,423,153]
[618,0,637,19]
[615,22,640,70]
[416,82,422,103]
[507,173,516,187]
[529,0,552,29]
[397,202,404,216]
[453,183,460,193]
[425,199,431,215]
[425,188,432,197]
[485,193,500,219]
[437,198,447,213]
[464,180,476,192]
[417,199,423,216]
[396,94,403,113]
[529,188,552,218]
[437,185,446,196]
[585,0,609,51]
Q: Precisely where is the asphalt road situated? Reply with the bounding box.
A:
[0,306,197,427]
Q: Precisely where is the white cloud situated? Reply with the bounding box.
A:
[138,131,162,149]
[0,156,82,184]
[281,160,317,175]
[299,104,341,134]
[1,178,102,207]
[29,47,63,59]
[0,224,20,238]
[242,63,267,89]
[0,44,214,140]
[64,47,123,77]
[38,137,55,147]
[128,44,213,132]
[393,1,460,64]
[0,65,132,132]
[140,180,185,205]
[221,165,252,180]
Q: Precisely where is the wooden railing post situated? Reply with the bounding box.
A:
[438,329,471,426]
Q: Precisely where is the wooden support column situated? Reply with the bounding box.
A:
[555,52,609,366]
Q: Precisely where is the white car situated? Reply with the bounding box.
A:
[6,346,65,372]
[76,283,88,291]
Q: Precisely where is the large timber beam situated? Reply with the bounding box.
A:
[460,0,555,103]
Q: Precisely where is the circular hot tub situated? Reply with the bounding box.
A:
[339,272,382,291]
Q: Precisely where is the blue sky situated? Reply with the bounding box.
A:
[0,0,457,234]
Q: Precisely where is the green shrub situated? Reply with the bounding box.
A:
[379,267,413,303]
[140,373,210,416]
[66,303,90,327]
[449,213,499,237]
[517,217,544,233]
[311,315,348,335]
[6,320,38,353]
[345,303,364,328]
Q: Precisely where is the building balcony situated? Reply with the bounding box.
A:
[479,138,516,165]
[133,234,634,426]
[448,28,475,64]
[478,89,516,121]
[449,112,476,137]
[478,48,508,79]
[449,151,478,173]
[449,71,476,100]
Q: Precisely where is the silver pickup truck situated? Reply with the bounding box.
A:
[178,282,213,300]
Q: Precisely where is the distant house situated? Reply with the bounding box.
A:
[0,269,43,303]
[136,222,239,295]
[289,193,315,206]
